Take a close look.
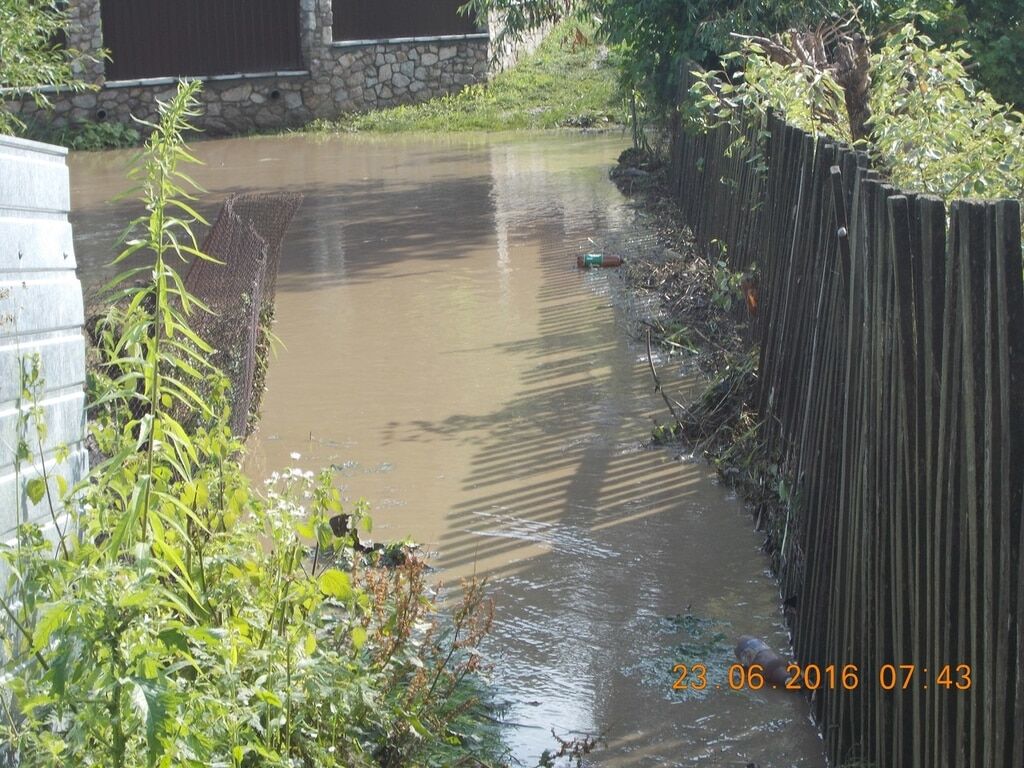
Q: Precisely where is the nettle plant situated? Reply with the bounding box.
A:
[1,83,499,768]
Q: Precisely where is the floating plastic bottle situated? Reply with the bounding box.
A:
[577,253,623,269]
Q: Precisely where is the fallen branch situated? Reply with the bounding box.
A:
[645,327,690,426]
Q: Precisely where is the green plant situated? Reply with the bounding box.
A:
[688,36,853,155]
[56,120,143,151]
[708,243,743,312]
[689,18,1024,205]
[868,22,1024,201]
[2,81,505,768]
[908,0,1024,108]
[0,0,82,132]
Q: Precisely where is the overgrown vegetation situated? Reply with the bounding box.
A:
[309,19,624,134]
[1,83,504,767]
[22,117,143,150]
[868,22,1023,201]
[467,0,1024,116]
[690,15,1024,204]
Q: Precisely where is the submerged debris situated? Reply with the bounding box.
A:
[611,147,755,452]
[611,145,791,572]
[734,635,791,689]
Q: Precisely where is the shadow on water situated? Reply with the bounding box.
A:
[73,175,499,294]
[385,230,820,766]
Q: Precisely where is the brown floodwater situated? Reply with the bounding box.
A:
[69,131,824,766]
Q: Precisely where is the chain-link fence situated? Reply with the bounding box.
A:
[185,192,302,437]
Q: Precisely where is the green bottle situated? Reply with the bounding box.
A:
[576,253,624,268]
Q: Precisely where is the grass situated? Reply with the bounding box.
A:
[309,19,626,134]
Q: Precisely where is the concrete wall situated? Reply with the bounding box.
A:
[488,11,552,73]
[0,136,88,545]
[7,0,492,135]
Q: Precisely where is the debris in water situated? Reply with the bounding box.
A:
[577,252,624,269]
[734,635,792,688]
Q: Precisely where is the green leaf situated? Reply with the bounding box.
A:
[351,626,367,650]
[32,602,68,652]
[408,715,430,739]
[318,568,352,600]
[131,678,170,766]
[26,477,46,505]
[255,689,283,708]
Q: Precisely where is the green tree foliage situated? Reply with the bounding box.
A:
[690,23,1024,204]
[915,0,1024,107]
[0,0,87,133]
[463,0,1022,111]
[465,0,844,104]
[869,23,1023,202]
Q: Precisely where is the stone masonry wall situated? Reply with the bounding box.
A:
[7,0,492,135]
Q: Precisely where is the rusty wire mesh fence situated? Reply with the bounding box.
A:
[669,75,1023,767]
[185,192,302,437]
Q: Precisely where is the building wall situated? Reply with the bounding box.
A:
[0,136,88,546]
[7,0,492,135]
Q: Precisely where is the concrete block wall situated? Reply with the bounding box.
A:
[0,136,88,545]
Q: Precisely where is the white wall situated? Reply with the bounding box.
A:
[0,136,88,546]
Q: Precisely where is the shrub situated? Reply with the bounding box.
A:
[688,20,1024,204]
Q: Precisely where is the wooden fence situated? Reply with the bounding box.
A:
[669,97,1024,765]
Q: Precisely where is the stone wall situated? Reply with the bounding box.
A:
[7,0,491,135]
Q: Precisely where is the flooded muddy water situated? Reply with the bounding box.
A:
[69,132,824,766]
